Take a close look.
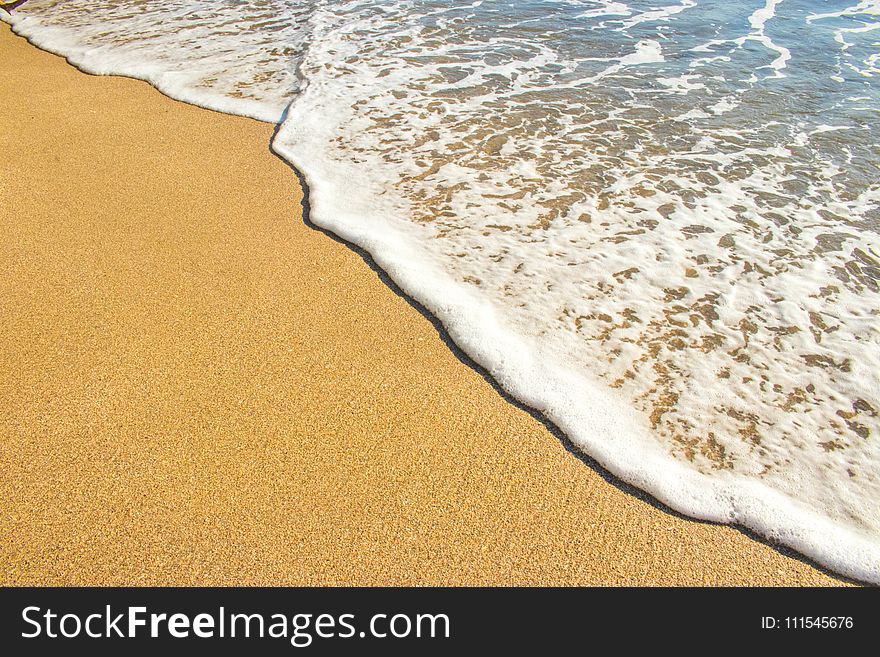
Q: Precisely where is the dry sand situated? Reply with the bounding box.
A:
[0,24,848,585]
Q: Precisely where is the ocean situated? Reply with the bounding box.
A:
[4,0,878,582]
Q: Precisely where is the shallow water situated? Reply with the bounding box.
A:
[5,0,879,582]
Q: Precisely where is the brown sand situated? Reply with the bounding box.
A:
[0,24,847,586]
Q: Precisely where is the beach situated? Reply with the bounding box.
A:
[0,23,849,586]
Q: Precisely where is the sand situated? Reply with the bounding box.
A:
[0,24,848,586]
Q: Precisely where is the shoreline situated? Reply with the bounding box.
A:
[0,23,851,586]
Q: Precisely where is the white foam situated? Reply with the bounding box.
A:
[748,0,783,32]
[616,0,697,31]
[577,1,631,20]
[2,0,311,122]
[808,1,880,79]
[732,0,791,78]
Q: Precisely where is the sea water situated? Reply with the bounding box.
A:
[4,0,879,582]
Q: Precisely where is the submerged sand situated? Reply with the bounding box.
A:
[0,24,847,585]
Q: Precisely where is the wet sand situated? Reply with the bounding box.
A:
[0,24,847,585]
